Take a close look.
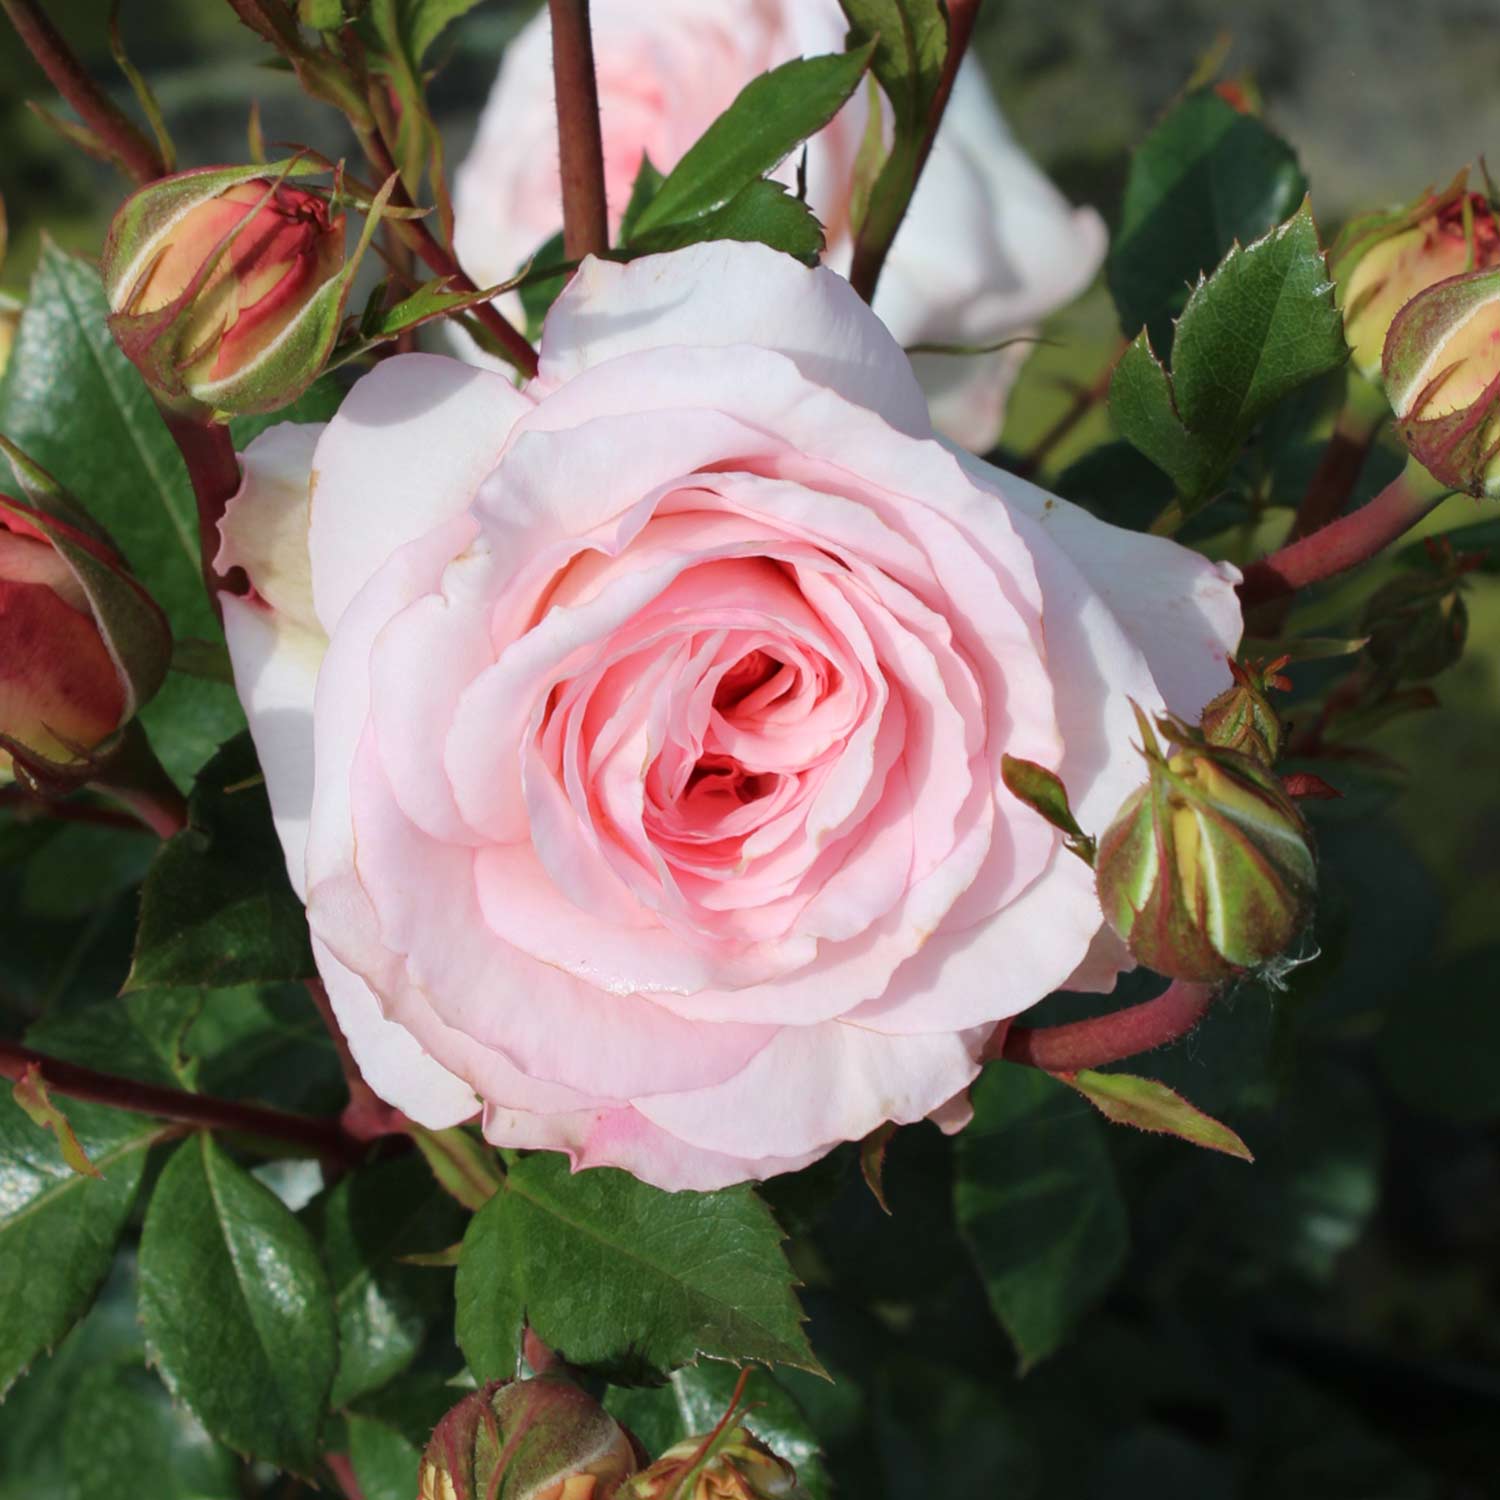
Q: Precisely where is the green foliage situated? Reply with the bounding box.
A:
[628,46,872,243]
[317,1154,469,1407]
[347,1412,424,1500]
[1064,1070,1253,1160]
[954,1064,1128,1371]
[1108,90,1307,352]
[455,1152,817,1386]
[138,1135,338,1473]
[629,181,825,264]
[1109,204,1347,510]
[129,734,316,990]
[0,1096,160,1397]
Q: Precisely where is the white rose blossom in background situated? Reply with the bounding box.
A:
[450,0,1108,450]
[218,241,1239,1193]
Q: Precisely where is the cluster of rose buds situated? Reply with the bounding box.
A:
[101,163,349,416]
[0,444,170,789]
[418,1375,811,1500]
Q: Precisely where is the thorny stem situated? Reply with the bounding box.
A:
[992,981,1217,1072]
[162,411,247,604]
[0,1038,364,1165]
[91,723,189,840]
[359,129,540,377]
[1,0,166,184]
[1284,400,1384,544]
[849,0,984,303]
[547,0,610,262]
[1238,462,1451,608]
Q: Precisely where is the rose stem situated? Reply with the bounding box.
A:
[159,410,248,606]
[1284,401,1385,543]
[1012,340,1125,479]
[89,723,190,840]
[993,980,1216,1073]
[0,787,145,832]
[849,0,984,304]
[324,1453,367,1500]
[1,0,166,185]
[547,0,609,263]
[0,1037,364,1165]
[1237,462,1451,609]
[358,129,541,378]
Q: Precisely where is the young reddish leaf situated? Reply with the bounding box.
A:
[1061,1069,1254,1161]
[11,1065,101,1178]
[1000,755,1096,864]
[859,1122,896,1215]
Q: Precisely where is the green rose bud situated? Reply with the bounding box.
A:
[625,1426,808,1500]
[419,1376,639,1500]
[101,161,353,416]
[1198,656,1290,765]
[1334,173,1500,385]
[1095,708,1316,983]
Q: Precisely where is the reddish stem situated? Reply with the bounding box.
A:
[849,0,983,303]
[0,787,145,832]
[0,1038,363,1164]
[91,720,189,839]
[162,412,246,601]
[993,981,1216,1072]
[547,0,610,263]
[1,0,166,184]
[1238,466,1448,609]
[324,1453,367,1500]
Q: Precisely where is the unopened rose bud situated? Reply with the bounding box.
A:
[1334,175,1500,384]
[1382,259,1500,497]
[0,446,171,786]
[1199,656,1290,765]
[1095,709,1315,983]
[419,1376,637,1500]
[626,1427,807,1500]
[102,163,347,415]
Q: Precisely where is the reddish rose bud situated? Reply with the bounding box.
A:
[625,1427,807,1500]
[419,1376,638,1500]
[1095,708,1316,984]
[102,162,349,415]
[1199,655,1290,765]
[0,444,170,787]
[1334,173,1500,386]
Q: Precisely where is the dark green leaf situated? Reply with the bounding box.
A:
[18,822,154,922]
[1109,204,1348,509]
[837,0,946,132]
[128,733,315,990]
[954,1063,1128,1371]
[1108,90,1306,351]
[0,241,209,638]
[455,1152,817,1386]
[0,1096,158,1397]
[406,0,486,63]
[516,231,570,343]
[629,180,825,264]
[348,1413,424,1500]
[606,1364,832,1499]
[629,45,873,239]
[1064,1070,1254,1160]
[319,1155,469,1408]
[139,1135,338,1472]
[26,991,202,1093]
[618,155,666,244]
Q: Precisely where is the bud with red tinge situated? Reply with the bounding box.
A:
[418,1375,638,1500]
[1095,708,1316,984]
[0,441,170,788]
[625,1426,808,1500]
[102,161,349,416]
[1335,173,1500,386]
[1199,656,1290,765]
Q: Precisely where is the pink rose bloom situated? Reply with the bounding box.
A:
[451,0,1107,451]
[219,242,1239,1192]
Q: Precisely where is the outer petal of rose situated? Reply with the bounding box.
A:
[314,937,479,1128]
[876,63,1109,449]
[218,424,329,898]
[535,241,932,437]
[481,1099,833,1194]
[307,354,532,633]
[634,1017,987,1162]
[956,455,1243,726]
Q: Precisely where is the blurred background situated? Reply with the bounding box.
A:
[3,3,1499,1496]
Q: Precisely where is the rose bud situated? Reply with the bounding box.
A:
[625,1427,807,1500]
[102,162,348,415]
[418,1375,638,1500]
[1198,656,1290,765]
[0,443,170,787]
[1334,174,1500,385]
[1382,258,1500,497]
[1095,709,1315,983]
